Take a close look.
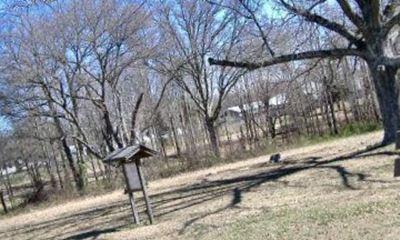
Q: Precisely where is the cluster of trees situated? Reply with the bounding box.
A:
[0,0,398,203]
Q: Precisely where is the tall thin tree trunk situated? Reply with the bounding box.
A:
[60,137,84,190]
[43,144,57,189]
[224,123,233,155]
[328,94,339,134]
[169,116,181,156]
[90,158,99,182]
[3,166,13,200]
[341,101,350,124]
[52,148,64,189]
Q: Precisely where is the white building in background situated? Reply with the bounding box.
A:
[0,165,17,175]
[221,94,287,123]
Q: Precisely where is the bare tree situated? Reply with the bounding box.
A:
[209,0,400,144]
[156,0,248,156]
[0,0,159,190]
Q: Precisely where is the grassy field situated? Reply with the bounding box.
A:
[1,131,400,240]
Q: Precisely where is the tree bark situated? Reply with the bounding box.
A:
[45,161,57,189]
[53,151,64,189]
[328,94,339,135]
[0,191,7,214]
[205,118,220,157]
[368,63,399,144]
[268,115,277,139]
[169,116,181,156]
[130,93,144,145]
[45,95,84,191]
[90,157,98,182]
[61,136,84,190]
[3,166,13,199]
[181,99,197,155]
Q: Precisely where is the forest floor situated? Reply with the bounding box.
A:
[1,131,400,240]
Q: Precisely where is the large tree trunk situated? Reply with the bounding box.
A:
[368,63,399,144]
[205,118,220,157]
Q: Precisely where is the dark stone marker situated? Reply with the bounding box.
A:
[270,153,281,163]
[394,158,400,177]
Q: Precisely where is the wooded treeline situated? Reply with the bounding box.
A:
[0,0,397,210]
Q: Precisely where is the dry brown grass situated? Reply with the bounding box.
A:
[1,131,400,240]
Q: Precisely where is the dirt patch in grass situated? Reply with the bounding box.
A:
[1,131,400,240]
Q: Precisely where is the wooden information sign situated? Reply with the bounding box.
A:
[123,163,142,192]
[103,145,157,225]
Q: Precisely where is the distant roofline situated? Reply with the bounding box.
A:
[226,94,287,113]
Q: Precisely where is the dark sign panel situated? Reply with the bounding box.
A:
[123,163,142,191]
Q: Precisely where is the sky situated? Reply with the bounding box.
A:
[0,116,11,134]
[263,1,285,19]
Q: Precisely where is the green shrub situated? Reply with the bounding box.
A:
[340,122,381,137]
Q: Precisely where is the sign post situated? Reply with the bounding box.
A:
[136,159,154,224]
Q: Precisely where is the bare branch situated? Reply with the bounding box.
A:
[383,13,400,36]
[129,93,144,144]
[279,0,363,47]
[335,0,365,30]
[208,48,363,70]
[72,136,104,159]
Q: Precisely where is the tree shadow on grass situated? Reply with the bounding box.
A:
[63,226,120,240]
[0,200,132,240]
[159,144,396,234]
[177,187,243,235]
[3,144,397,239]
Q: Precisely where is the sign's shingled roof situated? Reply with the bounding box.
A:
[103,145,157,164]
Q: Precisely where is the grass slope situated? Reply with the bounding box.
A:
[1,131,400,240]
